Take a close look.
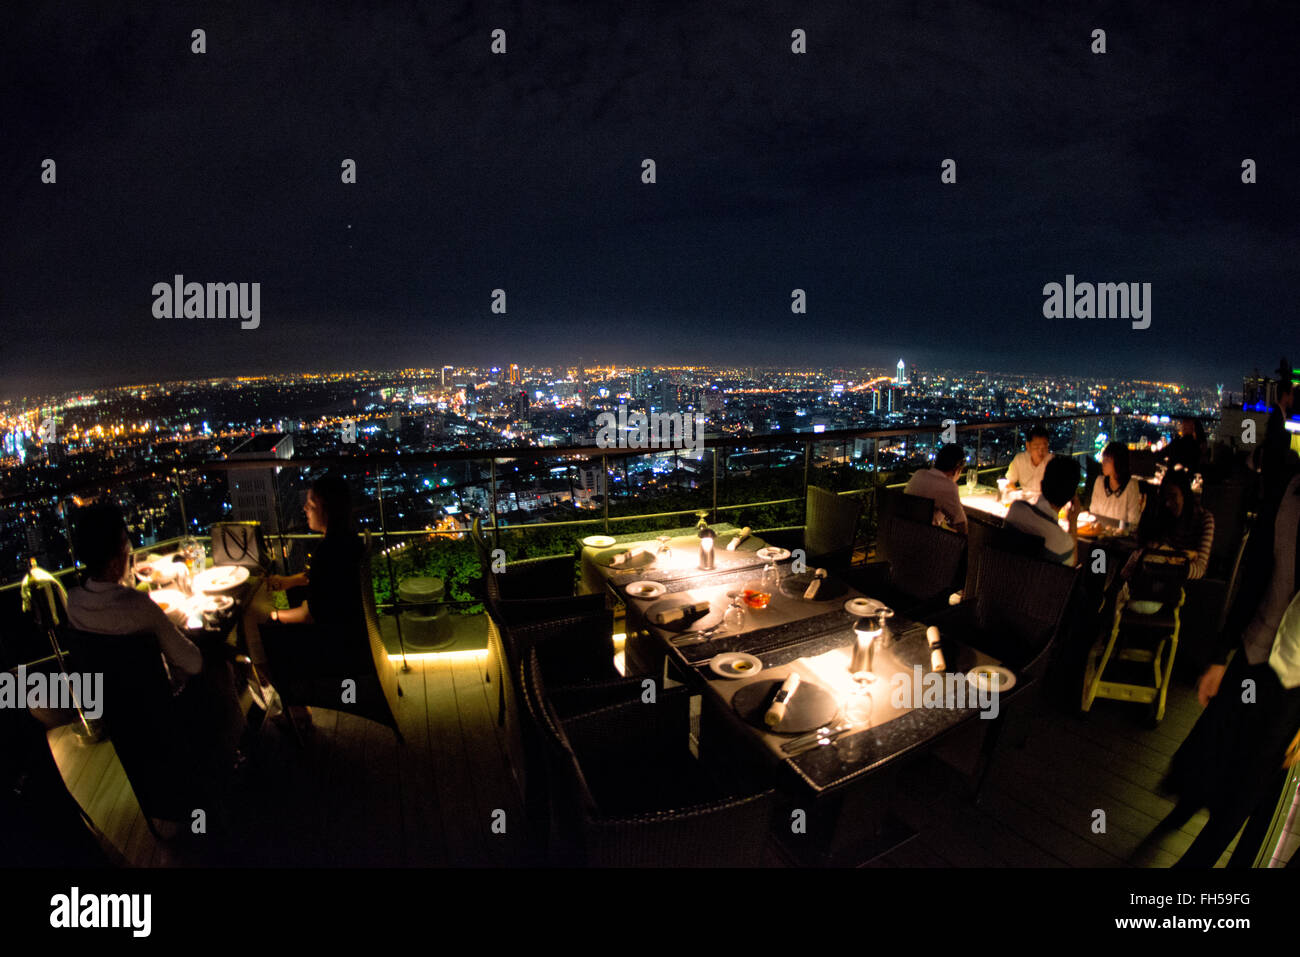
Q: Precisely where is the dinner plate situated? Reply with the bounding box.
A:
[625,580,667,600]
[966,665,1016,693]
[779,573,848,602]
[192,565,250,593]
[643,595,723,633]
[731,677,838,734]
[755,546,791,562]
[582,535,616,548]
[710,652,763,679]
[149,588,191,625]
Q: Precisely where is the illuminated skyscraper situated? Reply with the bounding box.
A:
[896,359,906,385]
[508,364,521,385]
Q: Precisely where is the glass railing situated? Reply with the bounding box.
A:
[0,410,1220,670]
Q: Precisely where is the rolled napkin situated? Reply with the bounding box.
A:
[927,626,945,672]
[610,546,647,567]
[803,569,826,600]
[765,672,801,729]
[726,527,752,551]
[651,600,711,626]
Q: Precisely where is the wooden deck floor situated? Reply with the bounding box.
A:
[44,626,1293,868]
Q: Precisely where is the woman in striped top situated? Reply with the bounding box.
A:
[1138,469,1215,579]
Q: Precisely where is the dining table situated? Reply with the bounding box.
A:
[585,524,1011,864]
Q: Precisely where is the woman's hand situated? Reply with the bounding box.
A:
[1197,664,1227,707]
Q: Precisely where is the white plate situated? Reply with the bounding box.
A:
[582,535,616,548]
[192,565,250,593]
[625,580,667,600]
[710,653,763,679]
[966,665,1017,693]
[756,546,791,562]
[149,588,191,625]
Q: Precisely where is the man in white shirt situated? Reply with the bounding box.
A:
[904,443,968,534]
[1005,456,1082,565]
[65,506,202,693]
[65,504,245,766]
[1005,424,1054,495]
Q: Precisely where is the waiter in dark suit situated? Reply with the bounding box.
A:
[1157,469,1300,867]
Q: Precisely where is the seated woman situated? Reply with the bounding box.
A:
[1138,469,1215,580]
[1162,418,1206,474]
[257,475,365,726]
[1089,441,1144,527]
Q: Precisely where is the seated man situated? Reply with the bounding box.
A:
[65,503,244,755]
[66,504,203,693]
[1005,424,1054,495]
[904,443,968,535]
[1005,456,1083,566]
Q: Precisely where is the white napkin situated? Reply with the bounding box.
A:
[652,600,710,625]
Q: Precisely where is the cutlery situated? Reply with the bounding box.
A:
[669,624,727,645]
[781,720,855,754]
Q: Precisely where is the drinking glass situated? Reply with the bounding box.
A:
[849,626,880,689]
[761,560,780,589]
[723,591,747,632]
[966,467,979,493]
[180,537,202,595]
[655,535,672,560]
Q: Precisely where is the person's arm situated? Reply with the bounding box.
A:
[149,607,203,683]
[269,602,313,625]
[1185,511,1214,580]
[1006,454,1021,489]
[939,485,968,535]
[268,571,310,591]
[1125,483,1144,526]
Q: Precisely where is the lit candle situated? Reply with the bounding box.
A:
[698,526,715,569]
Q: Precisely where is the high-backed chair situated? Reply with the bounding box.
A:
[59,628,233,836]
[762,486,864,572]
[519,648,775,866]
[261,532,403,742]
[847,512,967,617]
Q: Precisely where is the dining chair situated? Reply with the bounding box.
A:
[519,647,776,866]
[761,486,864,572]
[59,627,236,838]
[848,512,967,617]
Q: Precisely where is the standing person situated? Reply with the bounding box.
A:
[904,443,968,534]
[1005,424,1054,496]
[1259,373,1297,511]
[1138,469,1214,580]
[1162,418,1206,474]
[1154,473,1300,867]
[1005,456,1082,566]
[1089,441,1144,527]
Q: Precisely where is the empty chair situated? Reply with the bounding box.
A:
[962,512,1045,602]
[847,512,966,617]
[261,531,403,742]
[878,486,937,524]
[763,486,864,571]
[519,648,775,866]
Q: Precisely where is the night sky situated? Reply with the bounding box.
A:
[2,0,1296,398]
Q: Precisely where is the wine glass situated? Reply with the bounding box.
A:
[723,590,747,632]
[966,467,979,494]
[761,559,780,589]
[655,535,672,560]
[180,537,202,594]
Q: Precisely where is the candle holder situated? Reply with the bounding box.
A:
[698,526,715,570]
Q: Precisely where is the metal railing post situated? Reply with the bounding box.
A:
[489,458,499,549]
[602,454,609,533]
[711,446,718,523]
[375,468,409,672]
[872,438,880,529]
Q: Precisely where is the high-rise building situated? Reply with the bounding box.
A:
[507,364,521,385]
[896,359,907,386]
[227,433,295,534]
[441,365,454,386]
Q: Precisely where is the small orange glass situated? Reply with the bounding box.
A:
[742,588,771,609]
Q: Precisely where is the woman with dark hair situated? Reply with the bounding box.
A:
[257,476,365,728]
[1139,468,1215,579]
[1090,441,1143,526]
[265,475,363,629]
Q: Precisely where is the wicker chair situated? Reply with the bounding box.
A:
[519,648,776,866]
[59,628,235,836]
[761,485,864,572]
[847,512,967,617]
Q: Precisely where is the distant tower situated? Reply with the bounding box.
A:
[896,359,906,386]
[508,363,521,385]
